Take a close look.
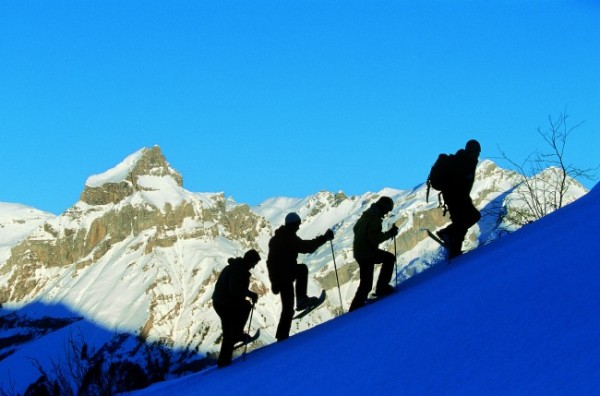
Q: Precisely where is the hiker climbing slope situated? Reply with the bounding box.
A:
[212,249,261,368]
[349,196,398,312]
[433,139,482,258]
[267,212,333,341]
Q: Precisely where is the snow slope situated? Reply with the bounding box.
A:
[0,203,54,264]
[131,183,600,395]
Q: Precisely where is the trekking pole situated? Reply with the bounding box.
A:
[394,235,398,289]
[329,240,344,315]
[242,303,254,362]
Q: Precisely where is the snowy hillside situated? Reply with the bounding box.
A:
[0,146,590,394]
[131,184,600,395]
[0,203,54,263]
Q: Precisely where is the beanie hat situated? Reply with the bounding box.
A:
[244,249,261,263]
[285,212,302,225]
[375,196,394,213]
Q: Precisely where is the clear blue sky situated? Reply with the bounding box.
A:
[1,1,599,214]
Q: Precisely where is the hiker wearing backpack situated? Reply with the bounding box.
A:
[267,212,334,341]
[349,196,399,312]
[212,249,261,368]
[430,139,482,258]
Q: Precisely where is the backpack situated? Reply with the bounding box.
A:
[426,153,456,213]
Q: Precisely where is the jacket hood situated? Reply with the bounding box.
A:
[367,203,385,218]
[227,257,246,267]
[274,224,295,237]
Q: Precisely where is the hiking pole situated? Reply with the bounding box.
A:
[394,235,398,289]
[242,303,254,362]
[329,240,344,315]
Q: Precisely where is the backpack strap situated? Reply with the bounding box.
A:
[428,177,448,216]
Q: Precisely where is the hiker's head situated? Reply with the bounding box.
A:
[465,139,481,159]
[375,196,394,215]
[284,212,302,230]
[244,249,261,268]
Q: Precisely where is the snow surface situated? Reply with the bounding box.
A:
[85,148,145,187]
[0,203,55,264]
[136,175,187,210]
[130,184,600,395]
[0,203,54,246]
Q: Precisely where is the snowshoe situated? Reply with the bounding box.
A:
[293,290,326,320]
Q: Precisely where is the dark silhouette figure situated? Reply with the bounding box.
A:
[436,139,482,258]
[349,196,399,312]
[212,249,261,368]
[267,212,333,341]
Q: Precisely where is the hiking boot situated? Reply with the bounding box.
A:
[296,296,319,311]
[449,250,463,259]
[436,229,453,247]
[375,284,395,297]
[237,332,252,344]
[348,301,364,312]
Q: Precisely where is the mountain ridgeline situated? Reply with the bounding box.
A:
[0,146,588,393]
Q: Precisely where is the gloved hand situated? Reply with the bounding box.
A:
[248,291,258,304]
[324,229,334,241]
[388,224,399,238]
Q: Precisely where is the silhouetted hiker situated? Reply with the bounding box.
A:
[267,212,334,341]
[435,139,482,258]
[212,249,261,368]
[349,196,399,312]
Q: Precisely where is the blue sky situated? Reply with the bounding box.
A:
[1,1,599,214]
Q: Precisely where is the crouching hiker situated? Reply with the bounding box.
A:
[212,249,261,368]
[267,212,334,342]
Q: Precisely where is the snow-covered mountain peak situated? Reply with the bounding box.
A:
[80,146,185,209]
[85,148,145,188]
[85,146,182,188]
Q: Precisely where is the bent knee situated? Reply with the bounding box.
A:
[381,251,395,264]
[297,263,308,275]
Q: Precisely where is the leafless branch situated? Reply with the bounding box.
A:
[498,111,595,227]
